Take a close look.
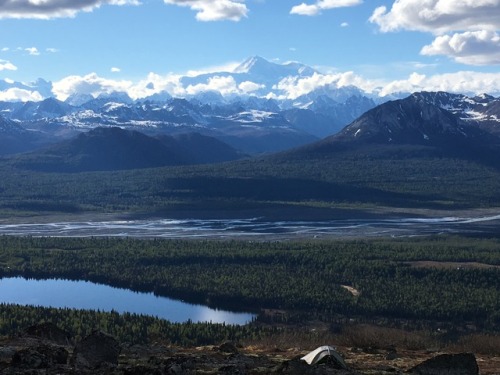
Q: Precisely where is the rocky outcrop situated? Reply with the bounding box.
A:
[408,353,479,375]
[23,322,72,346]
[0,323,495,375]
[11,344,69,369]
[71,330,121,369]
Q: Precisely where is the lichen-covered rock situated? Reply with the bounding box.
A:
[409,353,479,375]
[72,330,121,369]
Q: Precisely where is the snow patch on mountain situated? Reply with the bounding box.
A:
[229,110,277,123]
[103,102,128,112]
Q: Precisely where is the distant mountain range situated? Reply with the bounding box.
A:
[0,57,389,154]
[0,56,498,158]
[1,90,497,177]
[0,93,374,154]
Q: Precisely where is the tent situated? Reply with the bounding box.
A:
[301,345,348,369]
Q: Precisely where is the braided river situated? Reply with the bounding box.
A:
[1,213,500,239]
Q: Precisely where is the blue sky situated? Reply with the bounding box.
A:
[0,0,499,101]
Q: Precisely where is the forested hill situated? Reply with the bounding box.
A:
[9,127,244,172]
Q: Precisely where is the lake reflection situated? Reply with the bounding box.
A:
[0,277,254,325]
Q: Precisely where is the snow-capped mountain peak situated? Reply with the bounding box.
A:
[232,56,317,79]
[233,56,268,74]
[412,91,500,133]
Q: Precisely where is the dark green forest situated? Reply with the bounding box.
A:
[2,144,500,218]
[0,303,270,346]
[1,235,499,343]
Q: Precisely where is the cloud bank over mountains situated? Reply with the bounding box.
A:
[2,56,499,103]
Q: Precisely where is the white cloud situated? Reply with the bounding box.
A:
[52,73,133,100]
[186,76,239,95]
[163,0,248,22]
[111,67,121,73]
[0,88,43,102]
[0,60,17,71]
[377,72,429,96]
[369,0,500,67]
[238,80,265,93]
[340,22,349,27]
[274,71,383,99]
[25,47,40,56]
[274,70,500,98]
[182,76,265,96]
[128,72,185,98]
[290,3,319,16]
[155,69,500,98]
[52,71,188,100]
[421,30,500,65]
[275,73,339,99]
[378,71,500,96]
[369,0,500,34]
[46,48,58,53]
[291,0,362,16]
[44,65,500,103]
[0,0,140,20]
[1,47,9,52]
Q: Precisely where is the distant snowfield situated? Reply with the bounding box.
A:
[1,213,499,239]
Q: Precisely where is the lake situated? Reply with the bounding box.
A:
[0,277,255,325]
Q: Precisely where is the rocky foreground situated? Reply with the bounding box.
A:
[1,323,499,374]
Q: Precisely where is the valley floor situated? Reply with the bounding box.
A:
[3,205,500,222]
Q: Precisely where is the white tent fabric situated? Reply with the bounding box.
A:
[300,345,347,369]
